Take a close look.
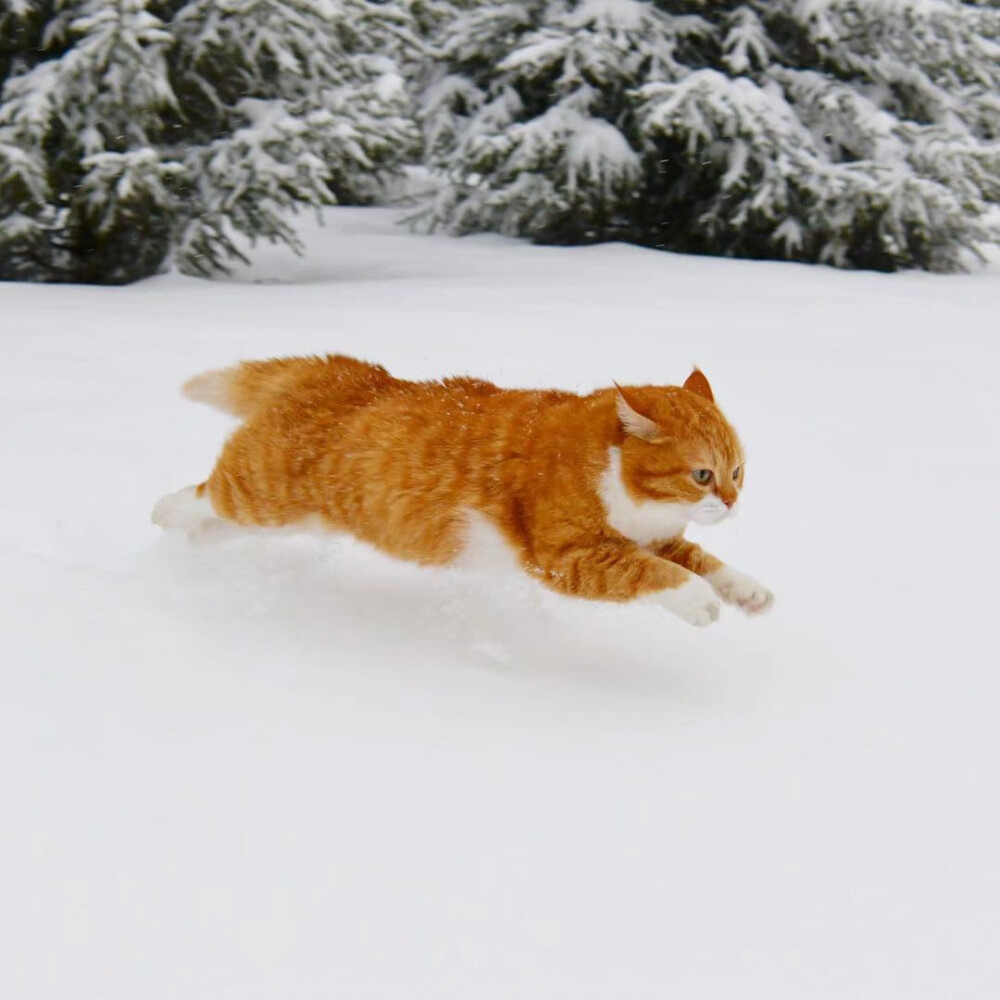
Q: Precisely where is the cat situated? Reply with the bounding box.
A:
[153,354,773,626]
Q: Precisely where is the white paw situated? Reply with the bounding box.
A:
[152,485,220,535]
[659,577,721,627]
[707,566,774,616]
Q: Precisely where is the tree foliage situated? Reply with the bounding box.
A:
[3,0,999,282]
[417,0,1000,271]
[0,0,419,283]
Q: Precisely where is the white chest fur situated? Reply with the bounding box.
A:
[598,446,691,546]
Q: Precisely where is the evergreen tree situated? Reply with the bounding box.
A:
[417,0,1000,271]
[0,0,419,283]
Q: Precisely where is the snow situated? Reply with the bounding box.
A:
[2,207,999,998]
[564,114,641,193]
[561,0,653,33]
[496,34,571,74]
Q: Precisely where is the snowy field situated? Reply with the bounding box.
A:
[3,208,999,998]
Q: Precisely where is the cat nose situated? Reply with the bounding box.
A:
[721,496,736,509]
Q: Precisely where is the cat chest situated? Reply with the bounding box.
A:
[598,447,689,546]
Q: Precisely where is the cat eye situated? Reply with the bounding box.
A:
[692,469,713,485]
[733,466,742,481]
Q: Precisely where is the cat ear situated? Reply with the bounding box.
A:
[614,383,661,441]
[683,367,714,403]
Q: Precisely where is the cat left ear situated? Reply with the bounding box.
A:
[614,383,661,441]
[683,367,714,403]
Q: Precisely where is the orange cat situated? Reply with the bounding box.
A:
[153,355,773,625]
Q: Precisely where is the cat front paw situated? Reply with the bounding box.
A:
[659,577,721,627]
[707,566,774,616]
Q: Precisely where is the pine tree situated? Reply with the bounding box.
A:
[416,0,1000,271]
[0,0,420,283]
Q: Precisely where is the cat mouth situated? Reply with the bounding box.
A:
[692,505,731,525]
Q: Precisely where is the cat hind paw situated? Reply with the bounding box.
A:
[152,485,221,536]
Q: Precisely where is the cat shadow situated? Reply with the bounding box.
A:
[142,530,730,706]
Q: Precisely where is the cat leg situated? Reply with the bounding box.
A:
[654,538,774,615]
[152,484,235,539]
[535,533,721,626]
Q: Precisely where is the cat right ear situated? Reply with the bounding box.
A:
[614,383,661,441]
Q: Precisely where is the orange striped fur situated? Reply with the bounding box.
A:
[157,355,774,623]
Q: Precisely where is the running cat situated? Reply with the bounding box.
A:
[153,355,773,626]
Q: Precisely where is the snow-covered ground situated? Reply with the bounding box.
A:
[3,209,999,998]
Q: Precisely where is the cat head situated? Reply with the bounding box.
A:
[613,369,745,527]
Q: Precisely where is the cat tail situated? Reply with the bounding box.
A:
[182,358,307,419]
